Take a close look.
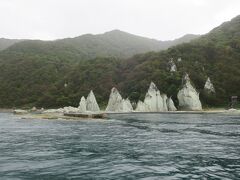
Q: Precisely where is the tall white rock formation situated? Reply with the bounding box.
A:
[105,87,133,112]
[177,74,202,111]
[86,90,100,112]
[78,96,87,112]
[204,77,215,93]
[121,98,133,112]
[167,97,177,111]
[106,87,123,112]
[144,82,164,112]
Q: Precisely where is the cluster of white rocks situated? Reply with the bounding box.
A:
[135,82,177,112]
[177,73,202,111]
[43,90,100,114]
[42,73,213,114]
[105,87,133,112]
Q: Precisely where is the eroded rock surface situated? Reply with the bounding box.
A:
[78,96,87,112]
[86,90,100,112]
[204,77,215,93]
[144,82,164,112]
[106,87,123,112]
[167,97,177,111]
[135,100,150,112]
[177,74,202,111]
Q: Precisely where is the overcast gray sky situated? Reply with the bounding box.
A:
[0,0,239,41]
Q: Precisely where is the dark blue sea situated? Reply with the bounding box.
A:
[0,113,239,179]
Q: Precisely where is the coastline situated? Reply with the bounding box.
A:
[0,109,14,113]
[7,108,240,120]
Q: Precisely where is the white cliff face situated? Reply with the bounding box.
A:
[144,82,164,112]
[161,94,168,111]
[121,98,133,112]
[177,74,202,111]
[106,87,123,112]
[204,77,215,93]
[105,87,133,112]
[167,97,177,111]
[78,96,87,112]
[86,90,100,112]
[135,100,150,112]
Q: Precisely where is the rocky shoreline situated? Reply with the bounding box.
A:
[4,74,238,120]
[10,108,240,121]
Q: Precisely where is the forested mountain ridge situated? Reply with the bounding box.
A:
[0,30,199,60]
[0,38,23,51]
[118,15,240,107]
[0,15,239,108]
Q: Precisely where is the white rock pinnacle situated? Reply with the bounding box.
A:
[144,82,164,112]
[177,74,202,111]
[86,90,100,112]
[78,96,87,112]
[204,77,215,93]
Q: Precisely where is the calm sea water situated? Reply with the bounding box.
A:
[0,113,239,180]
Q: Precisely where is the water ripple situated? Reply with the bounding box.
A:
[0,113,239,179]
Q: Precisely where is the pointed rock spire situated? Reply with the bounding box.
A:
[105,87,133,112]
[204,77,215,93]
[78,96,86,112]
[167,97,177,111]
[144,82,164,112]
[121,98,133,112]
[106,87,123,112]
[86,90,100,112]
[177,73,202,111]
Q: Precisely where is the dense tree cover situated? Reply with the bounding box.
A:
[0,16,239,108]
[0,30,199,60]
[120,15,240,107]
[0,38,23,51]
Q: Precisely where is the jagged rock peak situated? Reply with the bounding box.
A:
[121,98,133,112]
[149,81,158,91]
[144,82,164,112]
[177,74,202,111]
[204,77,215,93]
[86,90,100,112]
[78,96,86,112]
[105,87,123,112]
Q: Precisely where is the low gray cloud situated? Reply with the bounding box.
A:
[0,0,239,40]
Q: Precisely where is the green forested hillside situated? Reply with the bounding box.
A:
[0,16,239,108]
[0,30,199,60]
[0,38,23,51]
[119,15,240,107]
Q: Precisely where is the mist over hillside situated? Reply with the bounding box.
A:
[0,15,239,108]
[0,38,23,51]
[0,30,199,59]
